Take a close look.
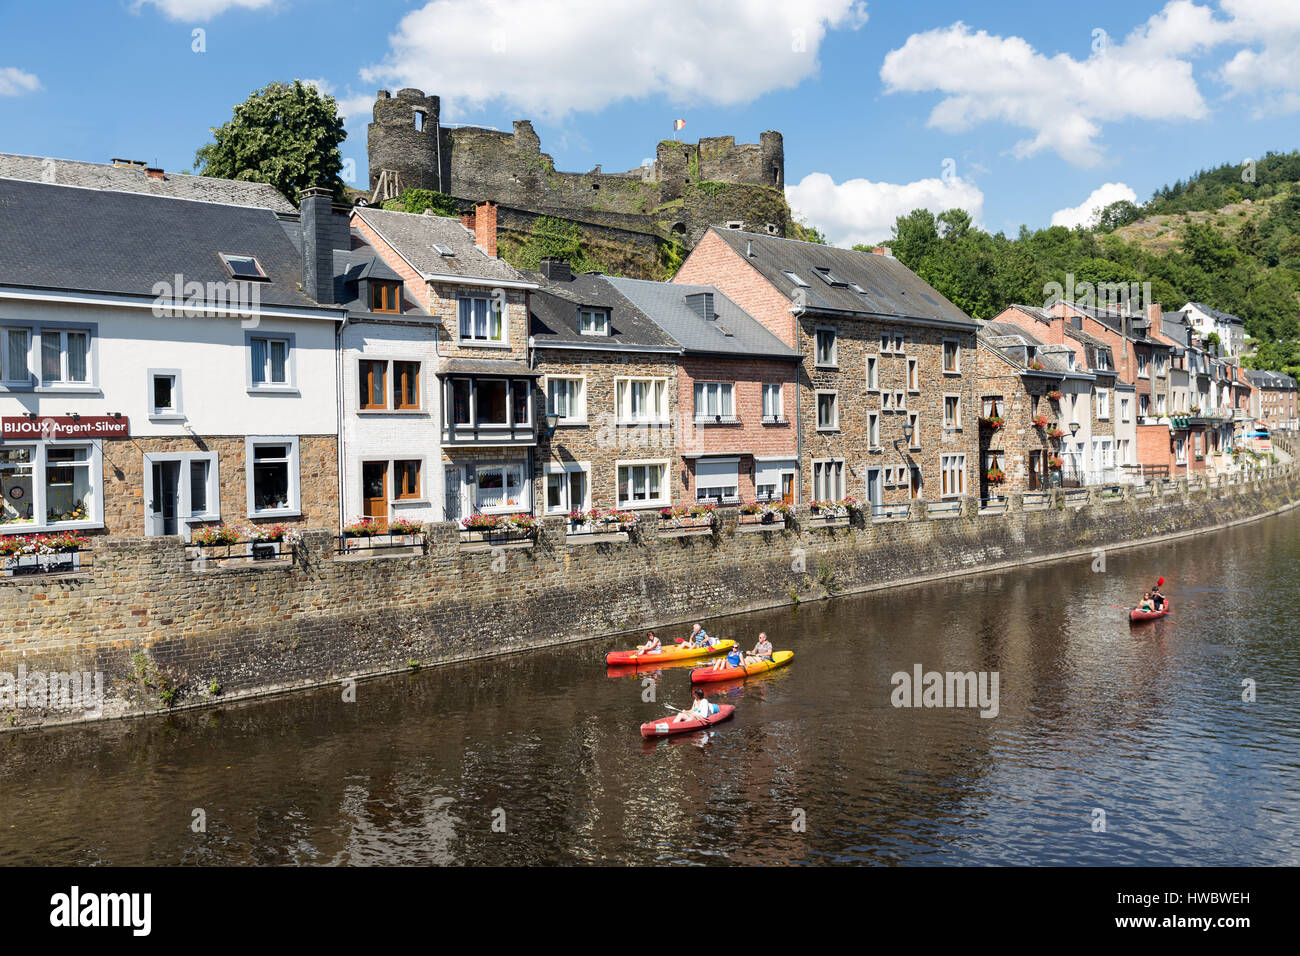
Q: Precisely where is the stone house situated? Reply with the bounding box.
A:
[350,201,541,522]
[526,260,682,515]
[1246,370,1298,432]
[673,228,980,511]
[0,177,344,539]
[605,275,801,506]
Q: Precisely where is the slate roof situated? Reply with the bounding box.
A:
[352,206,528,285]
[707,227,975,328]
[0,178,333,312]
[525,271,679,351]
[980,321,1086,377]
[1186,301,1245,326]
[1245,369,1297,389]
[436,357,539,377]
[0,152,297,213]
[604,276,800,360]
[331,230,419,314]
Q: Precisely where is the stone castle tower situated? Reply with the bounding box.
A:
[366,88,789,251]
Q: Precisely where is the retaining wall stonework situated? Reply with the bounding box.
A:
[3,466,1297,730]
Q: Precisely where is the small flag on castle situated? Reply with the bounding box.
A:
[672,118,686,139]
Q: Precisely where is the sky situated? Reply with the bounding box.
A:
[2,0,1298,247]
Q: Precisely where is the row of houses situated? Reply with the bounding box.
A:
[0,155,1293,539]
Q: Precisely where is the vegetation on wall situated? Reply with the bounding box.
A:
[194,80,347,204]
[382,188,461,217]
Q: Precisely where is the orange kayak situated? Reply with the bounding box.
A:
[605,640,734,667]
[641,704,735,738]
[691,650,793,684]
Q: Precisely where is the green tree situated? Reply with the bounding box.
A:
[383,188,460,217]
[194,80,347,205]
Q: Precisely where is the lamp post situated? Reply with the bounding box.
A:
[1069,421,1080,437]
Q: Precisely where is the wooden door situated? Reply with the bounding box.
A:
[781,473,795,505]
[362,462,388,525]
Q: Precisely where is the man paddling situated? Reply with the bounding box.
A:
[688,623,714,648]
[744,632,774,666]
[1151,578,1167,611]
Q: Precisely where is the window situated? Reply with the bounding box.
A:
[880,333,892,354]
[907,356,919,391]
[1096,350,1113,371]
[1155,354,1167,377]
[148,369,183,419]
[816,391,838,430]
[783,270,810,288]
[868,412,880,448]
[695,458,739,503]
[249,335,291,388]
[615,378,668,423]
[370,281,401,313]
[755,460,796,502]
[894,333,905,353]
[1137,353,1150,378]
[694,382,735,421]
[865,355,878,390]
[942,339,961,374]
[475,462,528,512]
[458,295,506,343]
[1174,436,1186,465]
[944,394,962,429]
[812,459,844,501]
[545,463,589,515]
[1157,394,1168,415]
[246,438,298,516]
[762,383,783,421]
[579,308,609,336]
[393,460,422,499]
[393,362,420,410]
[1096,389,1110,420]
[908,412,920,448]
[360,360,386,410]
[40,329,90,385]
[815,329,837,367]
[1,327,31,384]
[983,396,1004,418]
[617,461,668,507]
[477,379,509,425]
[882,391,894,411]
[894,390,906,410]
[547,376,585,423]
[1140,394,1150,417]
[219,253,267,280]
[143,450,216,535]
[940,454,966,498]
[813,266,848,287]
[1120,397,1131,423]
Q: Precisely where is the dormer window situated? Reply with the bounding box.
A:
[579,308,609,336]
[370,281,401,314]
[219,254,268,280]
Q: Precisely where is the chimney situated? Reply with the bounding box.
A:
[685,291,715,321]
[299,186,337,305]
[145,166,165,180]
[540,258,572,282]
[872,245,893,257]
[460,211,475,232]
[1146,300,1162,327]
[473,201,497,257]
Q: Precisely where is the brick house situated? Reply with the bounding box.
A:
[0,177,344,539]
[673,228,980,511]
[605,275,801,505]
[1246,370,1298,432]
[526,260,682,515]
[350,201,541,522]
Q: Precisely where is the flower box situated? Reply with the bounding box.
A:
[0,531,89,576]
[1032,415,1049,429]
[978,416,1005,431]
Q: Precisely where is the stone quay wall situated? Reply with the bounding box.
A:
[2,465,1297,730]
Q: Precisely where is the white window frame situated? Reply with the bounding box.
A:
[943,393,962,430]
[868,411,880,449]
[578,308,610,336]
[814,327,838,368]
[907,356,919,391]
[940,453,967,499]
[615,377,669,424]
[694,381,736,422]
[865,355,878,391]
[894,332,905,353]
[942,338,961,375]
[544,461,591,515]
[880,332,892,354]
[1095,388,1110,420]
[39,327,94,388]
[616,459,670,509]
[894,390,906,411]
[457,294,508,345]
[142,450,219,537]
[147,368,185,421]
[761,382,784,422]
[1120,396,1131,423]
[694,457,740,504]
[244,436,301,518]
[816,390,839,431]
[545,375,587,424]
[908,411,921,449]
[1137,353,1150,379]
[247,333,296,392]
[473,460,530,514]
[0,326,32,386]
[1,440,104,532]
[812,458,845,501]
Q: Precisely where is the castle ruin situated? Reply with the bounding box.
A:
[366,89,791,272]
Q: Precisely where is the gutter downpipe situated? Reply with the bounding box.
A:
[793,303,805,503]
[336,310,349,534]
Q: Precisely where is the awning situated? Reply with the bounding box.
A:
[437,358,540,377]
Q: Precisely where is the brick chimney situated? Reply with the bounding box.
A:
[473,201,497,257]
[145,166,165,180]
[1146,301,1162,326]
[460,210,475,231]
[871,245,893,257]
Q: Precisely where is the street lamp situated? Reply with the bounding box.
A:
[1069,421,1080,437]
[903,421,915,444]
[544,411,561,436]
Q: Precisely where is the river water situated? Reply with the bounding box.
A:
[2,508,1298,866]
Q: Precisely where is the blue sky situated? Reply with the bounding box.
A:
[2,0,1298,245]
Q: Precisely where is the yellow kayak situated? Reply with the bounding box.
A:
[606,640,734,666]
[690,650,794,683]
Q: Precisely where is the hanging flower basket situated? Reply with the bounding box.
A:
[1032,414,1049,428]
[1048,455,1064,469]
[985,468,1006,484]
[1047,390,1064,401]
[1047,427,1065,439]
[979,415,1005,431]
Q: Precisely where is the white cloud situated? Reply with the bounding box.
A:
[300,78,335,97]
[0,67,40,97]
[132,0,274,20]
[1050,182,1138,229]
[785,171,985,248]
[360,0,868,119]
[880,1,1300,166]
[337,93,376,131]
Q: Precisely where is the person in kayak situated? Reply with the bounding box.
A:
[710,642,744,672]
[1137,592,1155,613]
[1150,585,1166,611]
[634,631,662,656]
[743,632,774,665]
[688,623,714,647]
[673,688,717,722]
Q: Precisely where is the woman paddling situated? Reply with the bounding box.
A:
[633,631,662,656]
[673,688,717,723]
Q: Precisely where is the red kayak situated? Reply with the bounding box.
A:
[640,704,735,739]
[1130,602,1172,623]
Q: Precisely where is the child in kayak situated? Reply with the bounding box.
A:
[673,688,717,722]
[634,631,662,656]
[710,643,744,672]
[743,632,774,665]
